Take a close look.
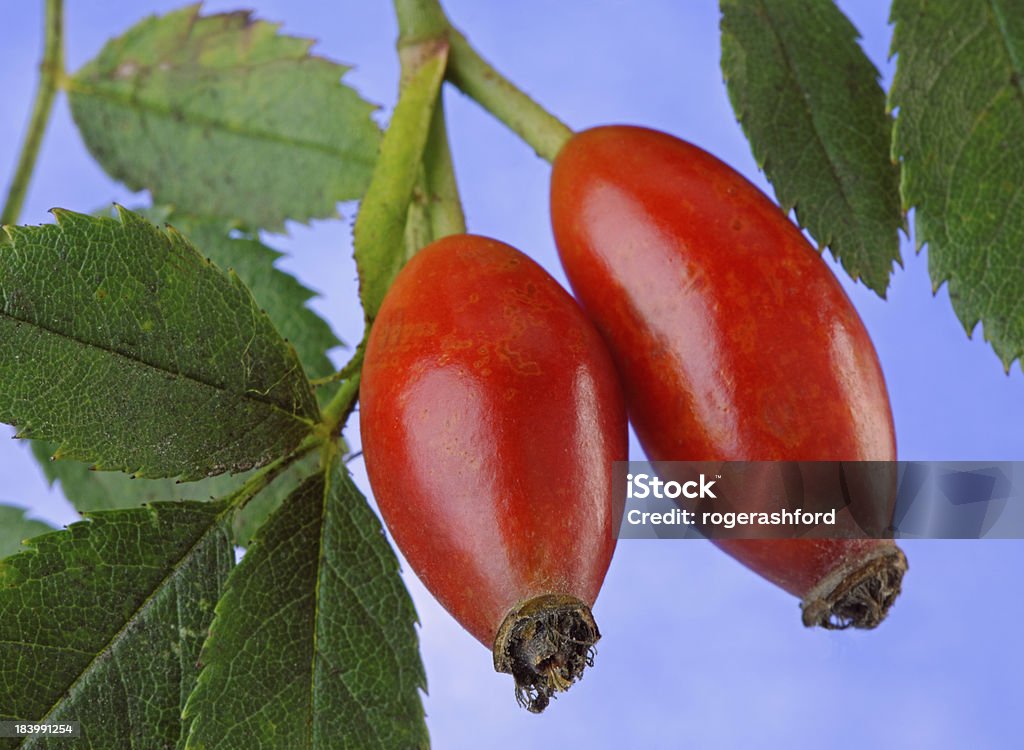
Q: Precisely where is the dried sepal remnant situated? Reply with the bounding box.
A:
[802,545,908,630]
[493,595,600,713]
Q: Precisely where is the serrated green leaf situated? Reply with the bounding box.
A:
[355,42,447,321]
[167,216,342,383]
[0,506,53,558]
[67,5,381,231]
[720,0,904,295]
[24,208,340,544]
[890,0,1024,370]
[0,207,319,480]
[30,439,321,547]
[102,205,342,405]
[0,501,233,750]
[139,208,343,409]
[184,462,428,750]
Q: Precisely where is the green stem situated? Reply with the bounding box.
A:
[446,29,573,163]
[310,338,367,388]
[393,0,450,42]
[227,435,320,512]
[321,353,365,434]
[1,0,64,226]
[391,0,573,163]
[353,41,448,321]
[403,165,433,262]
[422,97,466,237]
[393,0,465,247]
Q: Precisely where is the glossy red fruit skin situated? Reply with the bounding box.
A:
[550,125,898,608]
[360,234,627,647]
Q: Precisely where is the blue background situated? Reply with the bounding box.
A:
[2,2,1022,747]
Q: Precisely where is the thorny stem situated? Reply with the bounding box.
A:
[2,0,64,226]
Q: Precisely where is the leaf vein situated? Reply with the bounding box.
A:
[753,0,860,238]
[66,81,378,167]
[0,309,316,425]
[28,510,230,730]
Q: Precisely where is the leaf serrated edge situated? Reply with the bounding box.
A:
[181,462,429,749]
[68,5,382,231]
[2,206,321,478]
[889,0,1024,372]
[720,0,904,296]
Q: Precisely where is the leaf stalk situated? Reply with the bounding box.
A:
[227,436,321,513]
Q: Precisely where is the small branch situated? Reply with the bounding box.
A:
[321,343,366,435]
[1,0,64,226]
[310,339,367,388]
[309,373,342,388]
[423,97,466,238]
[446,28,574,163]
[322,371,362,437]
[393,0,450,42]
[227,435,320,512]
[391,0,574,163]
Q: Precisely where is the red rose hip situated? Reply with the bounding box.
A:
[550,125,906,629]
[360,234,627,711]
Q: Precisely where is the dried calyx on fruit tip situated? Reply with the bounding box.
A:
[801,546,909,630]
[493,594,600,714]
